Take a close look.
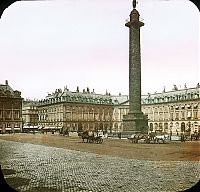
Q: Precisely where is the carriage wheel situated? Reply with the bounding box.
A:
[99,138,103,143]
[145,138,150,144]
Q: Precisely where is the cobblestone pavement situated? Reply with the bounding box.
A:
[0,139,199,192]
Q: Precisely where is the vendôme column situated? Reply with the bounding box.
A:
[122,0,148,137]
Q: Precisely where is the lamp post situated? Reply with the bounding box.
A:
[188,121,191,137]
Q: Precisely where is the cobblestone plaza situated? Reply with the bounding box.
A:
[0,139,199,192]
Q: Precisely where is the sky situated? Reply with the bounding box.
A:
[0,0,199,100]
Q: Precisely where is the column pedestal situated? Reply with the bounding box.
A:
[122,112,148,138]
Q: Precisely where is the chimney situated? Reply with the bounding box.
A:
[5,80,8,85]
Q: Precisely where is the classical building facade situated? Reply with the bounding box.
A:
[22,100,39,128]
[37,87,114,133]
[22,84,200,136]
[142,85,200,135]
[0,80,23,133]
[113,84,200,135]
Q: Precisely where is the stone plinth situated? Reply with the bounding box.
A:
[122,112,148,137]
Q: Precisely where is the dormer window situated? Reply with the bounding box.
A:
[187,104,191,109]
[193,104,198,109]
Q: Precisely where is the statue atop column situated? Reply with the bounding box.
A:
[132,0,137,9]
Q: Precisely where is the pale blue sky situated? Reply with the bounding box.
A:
[0,0,199,99]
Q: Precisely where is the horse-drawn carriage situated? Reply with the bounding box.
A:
[128,132,169,144]
[190,131,200,141]
[81,131,103,144]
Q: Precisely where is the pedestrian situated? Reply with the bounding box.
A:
[180,133,185,142]
[176,129,178,136]
[118,132,122,139]
[170,130,172,140]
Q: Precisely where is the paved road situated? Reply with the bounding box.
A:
[0,139,199,192]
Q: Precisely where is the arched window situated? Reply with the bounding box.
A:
[149,123,153,131]
[155,123,158,130]
[164,123,168,130]
[159,123,163,130]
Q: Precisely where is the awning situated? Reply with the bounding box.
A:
[23,126,29,129]
[23,126,38,129]
[14,128,21,130]
[5,128,12,130]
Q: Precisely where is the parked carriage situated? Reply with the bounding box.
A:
[190,131,200,141]
[128,132,169,144]
[128,133,148,143]
[81,131,103,144]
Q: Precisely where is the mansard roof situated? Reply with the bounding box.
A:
[38,89,114,106]
[38,84,200,106]
[0,83,21,98]
[142,86,200,104]
[110,85,200,106]
[22,99,39,107]
[111,95,129,105]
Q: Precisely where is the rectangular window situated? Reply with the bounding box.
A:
[159,113,163,120]
[66,112,71,120]
[0,110,2,119]
[154,113,158,121]
[5,110,11,119]
[14,123,20,127]
[187,111,192,118]
[170,113,173,120]
[182,112,185,119]
[176,112,179,120]
[5,124,11,128]
[164,112,168,120]
[14,111,20,119]
[193,111,198,119]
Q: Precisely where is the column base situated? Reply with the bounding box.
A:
[122,112,148,138]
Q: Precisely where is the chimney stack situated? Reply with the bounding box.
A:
[5,80,8,85]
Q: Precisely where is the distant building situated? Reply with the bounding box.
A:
[0,80,23,133]
[30,83,200,136]
[142,85,200,135]
[113,84,200,135]
[22,100,39,129]
[37,88,114,133]
[111,95,129,134]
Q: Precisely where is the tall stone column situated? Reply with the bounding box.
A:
[122,0,148,137]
